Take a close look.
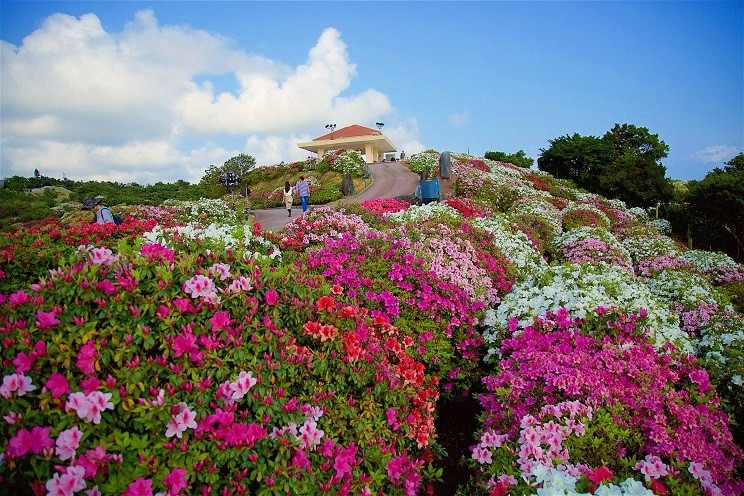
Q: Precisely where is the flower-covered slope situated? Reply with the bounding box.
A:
[1,156,743,496]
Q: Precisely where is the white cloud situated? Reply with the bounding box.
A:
[0,10,419,183]
[448,112,471,127]
[692,145,742,164]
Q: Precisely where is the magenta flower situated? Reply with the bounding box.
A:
[96,280,116,295]
[45,373,70,399]
[7,425,54,457]
[36,309,61,330]
[264,288,279,306]
[689,368,711,393]
[55,426,83,461]
[163,467,188,494]
[122,477,153,496]
[9,289,30,307]
[209,311,233,331]
[76,340,98,376]
[12,352,34,374]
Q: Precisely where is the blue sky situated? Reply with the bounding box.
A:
[1,1,741,184]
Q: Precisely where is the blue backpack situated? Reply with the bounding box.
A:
[101,206,124,225]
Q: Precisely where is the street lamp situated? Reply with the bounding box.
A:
[375,122,385,131]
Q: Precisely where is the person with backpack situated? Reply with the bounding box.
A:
[82,196,122,225]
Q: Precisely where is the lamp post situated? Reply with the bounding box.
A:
[325,124,336,138]
[375,122,384,131]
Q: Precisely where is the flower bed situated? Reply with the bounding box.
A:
[2,153,743,495]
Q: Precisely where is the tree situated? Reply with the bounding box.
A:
[199,154,257,198]
[484,150,534,168]
[686,153,744,258]
[537,133,611,189]
[597,124,672,207]
[223,154,257,179]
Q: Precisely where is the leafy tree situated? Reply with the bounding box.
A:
[199,154,257,197]
[686,153,744,258]
[484,149,534,168]
[537,133,611,189]
[597,124,673,207]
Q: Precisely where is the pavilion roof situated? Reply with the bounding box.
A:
[314,124,381,141]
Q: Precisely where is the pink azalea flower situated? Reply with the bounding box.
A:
[122,477,153,496]
[12,352,34,374]
[689,368,711,393]
[635,455,669,481]
[163,467,188,494]
[165,402,197,439]
[9,289,30,307]
[0,373,36,398]
[183,274,216,300]
[36,309,61,330]
[56,426,83,461]
[172,331,198,358]
[45,466,86,496]
[209,311,232,331]
[472,445,493,464]
[7,425,54,457]
[89,247,118,266]
[230,371,258,400]
[296,419,324,450]
[96,280,116,295]
[76,340,98,376]
[264,288,279,306]
[85,486,101,496]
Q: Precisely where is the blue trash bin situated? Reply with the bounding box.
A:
[419,179,440,203]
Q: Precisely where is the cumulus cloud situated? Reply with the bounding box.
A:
[692,145,742,165]
[0,9,416,183]
[448,112,471,127]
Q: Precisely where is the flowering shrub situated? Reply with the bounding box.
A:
[0,238,441,495]
[142,222,281,261]
[443,197,484,218]
[162,198,238,225]
[358,198,411,219]
[552,226,633,273]
[387,203,460,224]
[646,218,672,235]
[332,150,366,176]
[468,307,743,496]
[622,234,681,265]
[682,249,744,285]
[643,268,728,312]
[483,262,688,355]
[0,217,160,293]
[408,152,439,177]
[561,202,612,230]
[280,207,379,249]
[473,215,547,276]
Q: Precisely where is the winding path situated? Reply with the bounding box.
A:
[252,160,420,232]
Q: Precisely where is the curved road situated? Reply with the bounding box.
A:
[252,160,420,232]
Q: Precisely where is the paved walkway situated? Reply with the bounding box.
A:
[252,160,421,232]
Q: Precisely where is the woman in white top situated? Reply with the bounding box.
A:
[283,181,294,217]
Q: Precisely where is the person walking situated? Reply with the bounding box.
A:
[82,196,115,224]
[295,176,310,213]
[283,181,294,217]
